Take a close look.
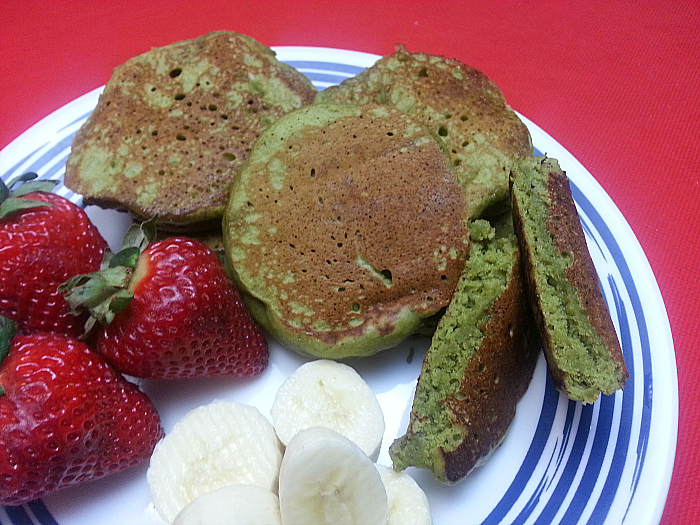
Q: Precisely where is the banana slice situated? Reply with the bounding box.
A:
[271,359,385,458]
[278,426,388,525]
[376,465,433,525]
[147,400,284,523]
[173,484,282,525]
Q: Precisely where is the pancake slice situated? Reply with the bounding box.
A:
[510,156,628,403]
[389,213,539,483]
[223,103,470,358]
[65,31,317,231]
[316,45,532,218]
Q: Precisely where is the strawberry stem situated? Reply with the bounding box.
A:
[58,217,158,337]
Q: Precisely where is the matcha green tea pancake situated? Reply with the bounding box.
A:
[316,45,532,218]
[65,31,317,231]
[510,156,628,404]
[223,103,470,359]
[389,214,539,484]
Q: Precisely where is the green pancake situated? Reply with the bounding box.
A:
[510,156,628,403]
[389,213,538,483]
[316,45,533,219]
[223,103,470,358]
[65,31,317,231]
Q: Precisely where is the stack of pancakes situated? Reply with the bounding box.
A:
[64,35,626,485]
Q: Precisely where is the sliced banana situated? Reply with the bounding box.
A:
[172,484,282,525]
[147,400,284,523]
[278,426,388,525]
[271,359,385,458]
[376,464,433,525]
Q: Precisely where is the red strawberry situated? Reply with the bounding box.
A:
[0,173,108,338]
[63,224,268,380]
[0,316,164,505]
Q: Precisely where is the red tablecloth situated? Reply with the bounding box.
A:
[2,1,698,523]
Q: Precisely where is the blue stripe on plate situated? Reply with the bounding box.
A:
[1,142,50,183]
[302,71,356,87]
[534,400,591,523]
[283,60,366,76]
[589,277,635,523]
[26,502,58,525]
[561,396,616,523]
[481,373,561,524]
[569,181,652,523]
[4,505,33,525]
[285,60,365,89]
[580,215,607,264]
[17,134,70,177]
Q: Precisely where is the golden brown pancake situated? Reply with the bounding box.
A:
[223,103,470,358]
[316,45,532,218]
[65,31,317,231]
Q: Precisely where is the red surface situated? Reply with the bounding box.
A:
[1,1,698,522]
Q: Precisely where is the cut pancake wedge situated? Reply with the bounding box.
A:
[389,214,539,483]
[510,156,628,404]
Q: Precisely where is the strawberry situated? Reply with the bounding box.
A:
[0,316,164,505]
[62,222,269,380]
[0,173,108,338]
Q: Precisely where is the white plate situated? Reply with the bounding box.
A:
[0,47,677,525]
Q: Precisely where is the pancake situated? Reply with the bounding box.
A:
[389,214,539,483]
[316,45,533,218]
[223,103,470,359]
[510,156,628,403]
[65,31,317,231]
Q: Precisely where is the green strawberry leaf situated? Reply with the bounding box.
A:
[83,289,135,333]
[7,172,40,187]
[60,266,135,333]
[109,246,142,268]
[122,216,158,252]
[7,172,59,195]
[0,315,15,364]
[0,316,16,395]
[58,216,158,337]
[0,198,51,219]
[0,172,59,218]
[11,181,58,197]
[0,178,9,203]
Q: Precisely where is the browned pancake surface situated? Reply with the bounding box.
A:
[224,103,470,358]
[65,31,317,231]
[316,45,532,217]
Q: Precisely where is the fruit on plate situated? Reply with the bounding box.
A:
[375,464,433,525]
[147,399,284,523]
[173,484,282,525]
[0,173,108,338]
[271,359,385,459]
[278,426,388,525]
[0,316,164,505]
[62,222,268,379]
